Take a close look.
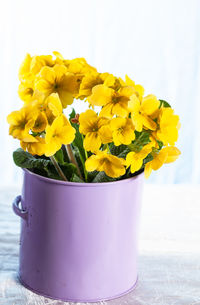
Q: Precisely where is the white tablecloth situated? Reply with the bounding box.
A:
[1,185,200,305]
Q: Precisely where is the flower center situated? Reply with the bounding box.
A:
[54,83,59,90]
[118,127,123,133]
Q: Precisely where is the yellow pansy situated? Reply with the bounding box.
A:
[7,106,37,142]
[35,64,79,108]
[126,144,153,174]
[119,75,144,99]
[156,107,180,146]
[144,146,181,178]
[20,137,46,156]
[79,109,112,152]
[128,94,160,132]
[45,114,75,156]
[110,117,135,146]
[88,85,135,118]
[85,150,126,178]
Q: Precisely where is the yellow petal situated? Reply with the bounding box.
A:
[57,90,74,108]
[162,146,181,163]
[99,103,114,118]
[126,152,135,167]
[53,51,64,60]
[84,132,101,152]
[47,93,63,116]
[112,100,129,117]
[119,86,135,98]
[99,125,113,144]
[128,94,140,112]
[88,84,114,106]
[45,142,61,157]
[142,114,157,130]
[18,54,32,81]
[79,109,98,134]
[144,162,153,178]
[104,155,126,178]
[37,66,55,85]
[141,95,160,115]
[32,112,47,132]
[110,117,126,131]
[130,158,143,174]
[125,75,135,87]
[131,113,143,132]
[85,155,99,172]
[58,125,76,144]
[151,150,168,170]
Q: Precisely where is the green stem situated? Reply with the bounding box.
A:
[81,134,88,182]
[50,156,68,181]
[107,144,111,153]
[66,144,83,180]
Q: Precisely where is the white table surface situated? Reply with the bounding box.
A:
[0,185,200,305]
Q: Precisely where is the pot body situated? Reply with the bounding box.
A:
[13,169,143,302]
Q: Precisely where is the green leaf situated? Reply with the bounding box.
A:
[143,153,153,165]
[159,99,171,108]
[70,173,84,183]
[54,148,65,165]
[69,108,76,120]
[13,148,50,169]
[129,131,150,152]
[156,140,163,150]
[61,163,77,180]
[92,171,117,183]
[109,143,130,158]
[70,109,85,163]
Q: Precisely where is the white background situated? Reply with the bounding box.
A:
[0,0,199,187]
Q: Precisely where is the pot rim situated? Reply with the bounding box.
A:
[23,168,144,187]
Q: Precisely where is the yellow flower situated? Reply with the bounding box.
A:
[35,64,79,108]
[78,72,104,98]
[88,85,135,118]
[77,72,120,99]
[45,114,75,156]
[7,106,37,142]
[79,109,112,152]
[31,93,63,125]
[85,150,126,178]
[119,75,144,99]
[126,144,153,174]
[144,146,181,178]
[67,57,97,75]
[32,112,48,133]
[18,80,35,103]
[30,55,54,75]
[128,94,160,132]
[156,107,180,145]
[20,137,46,156]
[110,117,135,146]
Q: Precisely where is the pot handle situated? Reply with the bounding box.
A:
[12,195,28,220]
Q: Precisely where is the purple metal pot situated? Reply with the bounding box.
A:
[12,169,144,302]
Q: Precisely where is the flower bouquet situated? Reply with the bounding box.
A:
[8,52,180,183]
[8,52,180,302]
